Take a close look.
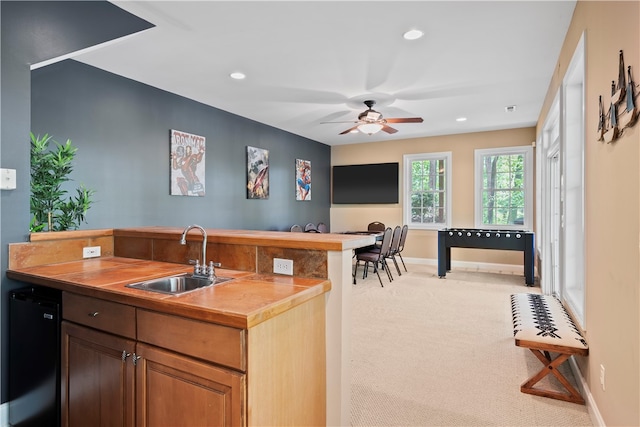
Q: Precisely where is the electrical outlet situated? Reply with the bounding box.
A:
[600,364,605,391]
[273,258,293,275]
[83,246,101,258]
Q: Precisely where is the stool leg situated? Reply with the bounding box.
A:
[520,350,585,405]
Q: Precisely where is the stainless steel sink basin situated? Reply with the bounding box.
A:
[126,274,233,295]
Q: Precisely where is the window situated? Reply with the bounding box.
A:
[474,146,533,230]
[561,32,586,327]
[403,152,452,229]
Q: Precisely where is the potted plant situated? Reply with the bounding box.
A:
[30,132,95,232]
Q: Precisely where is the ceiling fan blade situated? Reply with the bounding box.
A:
[315,110,354,123]
[384,117,424,123]
[381,125,398,134]
[321,120,359,124]
[339,125,360,135]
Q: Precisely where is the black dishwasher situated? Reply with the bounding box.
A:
[9,286,62,427]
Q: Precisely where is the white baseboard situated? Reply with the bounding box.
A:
[569,357,604,427]
[403,257,538,277]
[1,401,8,427]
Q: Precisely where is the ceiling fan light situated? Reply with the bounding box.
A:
[358,123,384,135]
[403,29,424,40]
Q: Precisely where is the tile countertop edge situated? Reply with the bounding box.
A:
[113,226,376,251]
[6,259,331,330]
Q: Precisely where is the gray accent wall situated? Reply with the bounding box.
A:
[1,0,154,403]
[31,60,330,230]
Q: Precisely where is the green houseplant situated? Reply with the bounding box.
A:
[30,132,95,232]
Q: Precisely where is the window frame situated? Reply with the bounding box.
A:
[403,151,452,230]
[474,145,533,230]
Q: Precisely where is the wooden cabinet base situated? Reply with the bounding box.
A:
[61,291,326,426]
[62,321,135,427]
[136,343,245,427]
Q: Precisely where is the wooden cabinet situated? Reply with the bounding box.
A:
[63,292,136,338]
[136,309,246,426]
[136,309,245,371]
[135,343,244,427]
[62,293,245,427]
[61,291,325,426]
[61,321,135,427]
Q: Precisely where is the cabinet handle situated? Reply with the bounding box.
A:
[121,351,131,362]
[132,353,142,366]
[88,311,99,317]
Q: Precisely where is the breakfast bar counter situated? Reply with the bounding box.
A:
[7,250,332,425]
[8,226,375,426]
[6,256,330,329]
[111,225,376,251]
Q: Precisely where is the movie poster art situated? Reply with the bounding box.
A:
[246,146,269,199]
[170,130,206,196]
[295,159,311,201]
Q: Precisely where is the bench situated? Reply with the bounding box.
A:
[510,293,589,404]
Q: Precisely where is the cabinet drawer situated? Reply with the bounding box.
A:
[63,292,136,339]
[137,309,246,372]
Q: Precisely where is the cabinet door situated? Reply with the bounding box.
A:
[135,343,246,427]
[62,321,135,427]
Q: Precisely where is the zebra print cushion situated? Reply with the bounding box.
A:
[510,293,588,349]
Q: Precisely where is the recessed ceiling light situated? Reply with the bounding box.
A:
[456,117,467,122]
[505,105,517,113]
[230,72,246,80]
[403,29,424,41]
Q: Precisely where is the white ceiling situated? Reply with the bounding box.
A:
[70,1,576,146]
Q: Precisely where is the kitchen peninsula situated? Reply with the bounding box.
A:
[8,227,375,426]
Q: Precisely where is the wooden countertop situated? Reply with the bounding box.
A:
[6,257,330,329]
[111,226,376,251]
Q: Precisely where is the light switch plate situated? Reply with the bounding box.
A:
[0,168,16,190]
[83,246,101,258]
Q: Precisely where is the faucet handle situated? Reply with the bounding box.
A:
[193,260,201,275]
[207,261,221,279]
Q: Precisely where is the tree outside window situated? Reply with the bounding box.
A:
[475,146,533,230]
[404,152,451,229]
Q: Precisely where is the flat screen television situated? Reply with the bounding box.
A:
[332,162,399,204]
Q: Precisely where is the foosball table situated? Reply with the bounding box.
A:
[437,228,535,286]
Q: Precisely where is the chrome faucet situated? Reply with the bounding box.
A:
[180,224,210,277]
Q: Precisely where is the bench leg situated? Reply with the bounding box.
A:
[520,349,585,405]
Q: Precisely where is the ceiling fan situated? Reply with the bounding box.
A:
[324,100,424,135]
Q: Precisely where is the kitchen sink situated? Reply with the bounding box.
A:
[126,273,233,295]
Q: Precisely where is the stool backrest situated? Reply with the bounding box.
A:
[367,221,385,232]
[398,224,409,251]
[378,227,393,258]
[304,222,318,232]
[389,225,402,255]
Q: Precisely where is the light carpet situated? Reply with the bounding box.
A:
[350,264,593,426]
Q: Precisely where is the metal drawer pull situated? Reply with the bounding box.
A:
[88,311,100,317]
[132,354,142,366]
[121,351,131,362]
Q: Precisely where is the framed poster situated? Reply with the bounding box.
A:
[296,159,311,200]
[170,129,206,196]
[247,146,269,199]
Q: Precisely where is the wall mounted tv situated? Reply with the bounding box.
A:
[332,162,399,204]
